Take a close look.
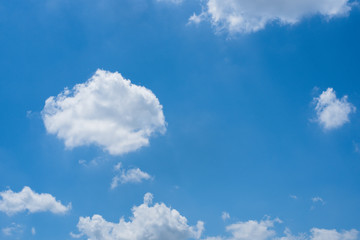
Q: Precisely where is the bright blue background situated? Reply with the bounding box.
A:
[0,0,359,239]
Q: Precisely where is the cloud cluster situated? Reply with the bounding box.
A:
[314,88,355,130]
[189,0,354,33]
[111,163,152,189]
[206,218,359,240]
[75,193,204,240]
[277,228,359,240]
[42,69,166,156]
[0,186,71,215]
[206,218,281,240]
[310,228,358,240]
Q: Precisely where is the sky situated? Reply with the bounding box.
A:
[0,0,360,239]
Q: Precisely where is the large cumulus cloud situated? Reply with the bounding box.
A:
[42,69,166,155]
[189,0,354,34]
[74,193,204,240]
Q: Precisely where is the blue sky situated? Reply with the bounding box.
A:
[0,0,360,239]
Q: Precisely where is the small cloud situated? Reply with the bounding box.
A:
[353,141,360,153]
[222,212,230,221]
[26,110,33,118]
[78,157,106,167]
[311,197,325,209]
[188,13,206,25]
[312,197,325,204]
[114,162,122,171]
[111,163,152,189]
[78,159,87,166]
[289,195,298,200]
[26,110,40,119]
[31,227,36,235]
[70,232,84,239]
[313,88,355,130]
[144,193,154,205]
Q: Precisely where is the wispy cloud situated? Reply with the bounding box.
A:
[222,212,230,221]
[290,195,298,200]
[2,223,22,237]
[312,197,325,204]
[111,163,152,189]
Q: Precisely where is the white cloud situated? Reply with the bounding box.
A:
[189,0,354,34]
[2,223,22,236]
[289,195,298,200]
[70,232,84,239]
[226,218,281,240]
[312,197,325,204]
[207,218,281,240]
[42,69,166,156]
[222,212,230,221]
[111,163,152,189]
[74,193,204,240]
[275,228,307,240]
[143,192,154,205]
[207,221,358,240]
[278,228,359,240]
[0,186,71,215]
[311,228,359,240]
[314,88,355,130]
[189,13,205,24]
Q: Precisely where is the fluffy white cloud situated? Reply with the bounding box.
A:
[226,218,280,240]
[314,88,355,130]
[0,186,71,215]
[111,163,152,189]
[189,0,354,33]
[74,193,204,240]
[42,69,166,156]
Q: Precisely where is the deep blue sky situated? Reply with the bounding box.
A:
[0,0,359,239]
